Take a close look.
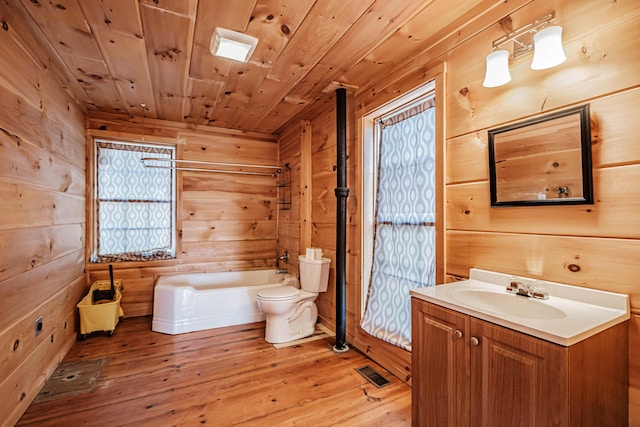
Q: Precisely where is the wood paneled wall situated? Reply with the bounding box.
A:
[276,122,303,278]
[0,4,87,425]
[86,114,279,317]
[280,0,640,423]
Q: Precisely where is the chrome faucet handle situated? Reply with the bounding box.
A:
[506,277,549,299]
[506,277,525,295]
[531,281,549,300]
[278,250,289,263]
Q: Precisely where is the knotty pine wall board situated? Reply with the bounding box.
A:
[0,182,85,230]
[182,172,277,195]
[0,131,85,197]
[0,224,83,282]
[181,219,277,243]
[447,166,640,240]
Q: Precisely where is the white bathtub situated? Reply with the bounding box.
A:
[152,269,298,335]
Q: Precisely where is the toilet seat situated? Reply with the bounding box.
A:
[257,286,300,301]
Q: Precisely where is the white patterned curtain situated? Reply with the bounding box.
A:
[360,96,436,351]
[92,140,176,263]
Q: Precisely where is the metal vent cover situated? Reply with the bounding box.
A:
[355,365,391,388]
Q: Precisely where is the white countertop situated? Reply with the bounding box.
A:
[410,269,630,346]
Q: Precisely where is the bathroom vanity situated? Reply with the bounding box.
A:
[410,269,629,427]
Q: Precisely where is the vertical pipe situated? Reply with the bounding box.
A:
[334,88,349,353]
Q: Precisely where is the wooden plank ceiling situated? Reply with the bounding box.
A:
[12,0,502,135]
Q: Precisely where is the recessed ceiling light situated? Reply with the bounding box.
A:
[210,27,258,63]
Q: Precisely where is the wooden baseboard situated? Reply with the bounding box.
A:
[353,326,412,385]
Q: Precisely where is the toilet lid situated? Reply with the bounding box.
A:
[257,286,300,301]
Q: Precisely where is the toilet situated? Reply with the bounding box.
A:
[257,254,330,343]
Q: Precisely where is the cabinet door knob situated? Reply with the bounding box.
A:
[454,330,463,339]
[470,337,480,346]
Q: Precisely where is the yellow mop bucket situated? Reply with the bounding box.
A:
[77,267,124,340]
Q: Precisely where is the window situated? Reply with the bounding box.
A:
[91,139,176,263]
[361,81,438,351]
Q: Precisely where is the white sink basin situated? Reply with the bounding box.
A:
[451,289,567,319]
[410,268,629,346]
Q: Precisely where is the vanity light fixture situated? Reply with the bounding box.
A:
[531,25,566,70]
[482,49,511,87]
[482,12,566,87]
[210,27,258,62]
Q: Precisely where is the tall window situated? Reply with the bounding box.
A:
[91,139,176,263]
[361,85,437,351]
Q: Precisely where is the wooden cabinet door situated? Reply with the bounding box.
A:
[468,317,568,427]
[412,299,470,427]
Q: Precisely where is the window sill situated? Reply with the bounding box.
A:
[85,257,183,271]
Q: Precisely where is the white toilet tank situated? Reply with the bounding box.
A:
[298,256,330,293]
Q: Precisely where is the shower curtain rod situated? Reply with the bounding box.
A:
[141,158,281,177]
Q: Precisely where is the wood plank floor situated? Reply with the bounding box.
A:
[17,317,411,426]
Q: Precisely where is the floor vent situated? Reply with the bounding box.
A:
[355,365,391,388]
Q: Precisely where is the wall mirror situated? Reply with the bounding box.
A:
[488,104,593,207]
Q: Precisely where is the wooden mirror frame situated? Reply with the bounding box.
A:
[488,104,593,207]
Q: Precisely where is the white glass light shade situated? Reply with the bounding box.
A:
[210,28,258,62]
[531,26,566,70]
[483,50,511,88]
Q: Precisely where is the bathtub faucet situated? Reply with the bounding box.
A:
[276,250,289,274]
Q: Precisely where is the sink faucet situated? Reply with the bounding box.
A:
[506,279,549,300]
